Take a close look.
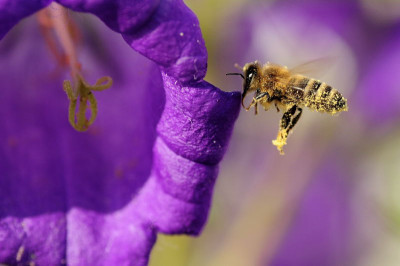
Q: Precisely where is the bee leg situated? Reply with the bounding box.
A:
[245,98,257,111]
[255,92,271,101]
[286,107,302,134]
[272,105,296,155]
[254,92,270,115]
[275,103,280,112]
[254,102,258,115]
[246,91,270,113]
[280,105,297,130]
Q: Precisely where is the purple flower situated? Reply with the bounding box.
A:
[0,0,240,265]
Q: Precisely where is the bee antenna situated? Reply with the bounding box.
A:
[226,73,244,79]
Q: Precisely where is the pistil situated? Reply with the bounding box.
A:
[48,3,81,79]
[38,3,112,132]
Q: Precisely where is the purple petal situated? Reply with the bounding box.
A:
[0,0,52,39]
[136,74,240,234]
[57,0,208,84]
[0,18,160,264]
[0,1,240,265]
[158,74,239,164]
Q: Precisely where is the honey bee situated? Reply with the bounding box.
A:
[227,60,348,155]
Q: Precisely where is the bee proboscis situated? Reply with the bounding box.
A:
[227,60,348,155]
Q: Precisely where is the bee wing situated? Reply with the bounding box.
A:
[288,57,336,77]
[275,77,307,92]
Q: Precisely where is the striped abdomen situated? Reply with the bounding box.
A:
[286,75,348,114]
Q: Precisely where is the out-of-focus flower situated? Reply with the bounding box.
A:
[267,157,353,266]
[356,26,400,125]
[0,0,240,265]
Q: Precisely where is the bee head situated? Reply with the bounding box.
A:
[242,62,260,108]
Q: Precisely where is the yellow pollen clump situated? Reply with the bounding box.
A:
[272,129,288,155]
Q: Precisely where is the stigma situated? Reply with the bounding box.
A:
[37,3,112,132]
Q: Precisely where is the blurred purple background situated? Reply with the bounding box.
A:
[151,0,400,265]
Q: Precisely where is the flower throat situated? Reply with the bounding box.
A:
[37,3,112,132]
